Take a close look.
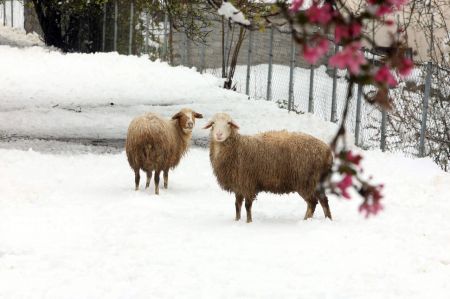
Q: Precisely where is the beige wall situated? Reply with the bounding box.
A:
[347,0,450,63]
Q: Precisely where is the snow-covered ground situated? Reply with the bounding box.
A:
[1,148,449,299]
[0,25,43,47]
[0,46,342,146]
[1,30,450,298]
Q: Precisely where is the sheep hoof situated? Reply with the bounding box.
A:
[246,219,252,223]
[135,187,139,191]
[155,187,159,195]
[164,183,168,189]
[235,216,240,221]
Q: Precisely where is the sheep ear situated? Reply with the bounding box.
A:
[229,120,240,130]
[193,112,203,119]
[172,112,183,120]
[203,121,213,129]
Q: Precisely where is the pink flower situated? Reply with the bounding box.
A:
[289,0,304,13]
[384,19,395,26]
[334,22,361,43]
[346,151,363,166]
[306,3,332,25]
[334,25,348,43]
[329,42,366,74]
[303,38,329,65]
[337,175,353,199]
[397,58,413,77]
[375,66,398,87]
[376,5,393,17]
[359,184,384,217]
[368,0,408,16]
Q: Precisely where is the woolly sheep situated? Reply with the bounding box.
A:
[204,113,333,222]
[126,108,203,194]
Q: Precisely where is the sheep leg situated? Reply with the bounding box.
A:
[245,197,254,223]
[235,194,244,221]
[134,169,140,191]
[303,197,318,220]
[154,170,161,195]
[318,194,332,220]
[145,171,152,189]
[163,169,169,189]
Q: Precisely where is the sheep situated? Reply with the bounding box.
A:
[204,113,333,223]
[125,108,203,195]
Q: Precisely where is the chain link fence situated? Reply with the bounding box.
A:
[166,23,449,171]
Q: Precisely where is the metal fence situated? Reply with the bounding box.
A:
[163,24,448,170]
[0,0,23,28]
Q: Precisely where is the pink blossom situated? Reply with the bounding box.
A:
[376,5,393,17]
[306,3,332,25]
[303,38,329,65]
[397,58,413,77]
[384,19,395,26]
[375,66,398,87]
[359,184,384,217]
[346,151,363,166]
[334,22,361,43]
[359,201,384,217]
[368,0,409,17]
[337,175,353,199]
[329,42,366,74]
[289,0,304,13]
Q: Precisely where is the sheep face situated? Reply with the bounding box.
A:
[203,113,240,142]
[172,108,203,134]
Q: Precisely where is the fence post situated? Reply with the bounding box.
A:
[331,44,338,122]
[288,36,296,112]
[245,29,253,96]
[181,32,187,65]
[113,0,118,52]
[308,65,314,113]
[10,0,13,27]
[380,110,386,151]
[102,3,106,51]
[200,41,206,73]
[144,11,149,55]
[266,26,274,101]
[419,61,432,157]
[186,37,192,67]
[224,25,231,70]
[2,1,6,26]
[128,0,134,55]
[355,83,363,146]
[162,12,168,60]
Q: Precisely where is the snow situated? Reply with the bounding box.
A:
[0,25,43,47]
[218,1,251,26]
[0,147,449,299]
[1,29,450,298]
[0,46,343,145]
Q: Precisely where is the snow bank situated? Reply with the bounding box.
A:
[0,148,449,299]
[0,46,345,144]
[0,25,43,47]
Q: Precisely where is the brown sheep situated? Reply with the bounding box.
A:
[204,113,333,223]
[126,108,203,194]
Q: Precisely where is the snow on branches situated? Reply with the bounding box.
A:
[217,1,251,26]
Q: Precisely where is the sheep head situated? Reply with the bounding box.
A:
[172,108,203,134]
[203,113,240,143]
